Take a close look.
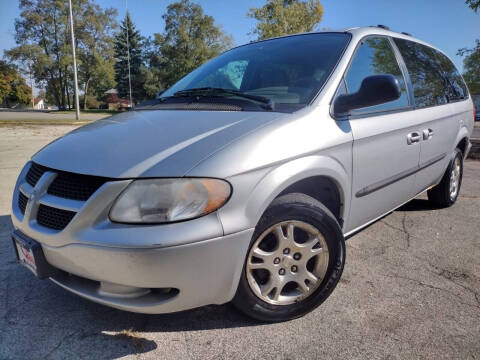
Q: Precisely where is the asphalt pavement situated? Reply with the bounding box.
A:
[0,125,479,360]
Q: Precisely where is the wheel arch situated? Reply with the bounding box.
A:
[454,126,470,159]
[456,136,469,158]
[277,176,343,224]
[218,155,351,235]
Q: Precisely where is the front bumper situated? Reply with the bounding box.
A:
[11,162,254,313]
[44,228,253,314]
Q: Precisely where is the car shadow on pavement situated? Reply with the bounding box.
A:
[0,214,257,359]
[397,198,435,212]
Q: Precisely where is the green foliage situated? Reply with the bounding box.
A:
[151,0,232,88]
[80,94,101,108]
[75,2,118,109]
[466,0,480,12]
[114,12,144,102]
[460,1,480,94]
[7,0,117,109]
[0,61,31,106]
[247,0,324,40]
[461,40,480,94]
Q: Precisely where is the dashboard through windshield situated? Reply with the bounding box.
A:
[160,33,351,111]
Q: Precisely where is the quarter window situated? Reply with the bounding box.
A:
[433,51,468,101]
[393,38,466,108]
[345,37,409,113]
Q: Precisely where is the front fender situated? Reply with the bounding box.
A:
[218,154,351,235]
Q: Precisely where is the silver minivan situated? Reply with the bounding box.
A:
[11,26,474,321]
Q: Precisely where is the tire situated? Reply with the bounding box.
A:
[232,193,345,322]
[427,148,463,208]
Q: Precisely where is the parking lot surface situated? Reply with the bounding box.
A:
[0,125,479,360]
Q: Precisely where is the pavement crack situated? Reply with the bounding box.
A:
[379,213,411,249]
[42,331,78,360]
[401,213,411,249]
[411,255,480,307]
[384,274,479,309]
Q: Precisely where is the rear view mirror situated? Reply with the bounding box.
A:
[334,75,401,116]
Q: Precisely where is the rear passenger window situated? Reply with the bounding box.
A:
[394,38,466,108]
[345,37,409,113]
[433,51,468,101]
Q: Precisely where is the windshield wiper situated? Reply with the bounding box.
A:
[173,87,275,110]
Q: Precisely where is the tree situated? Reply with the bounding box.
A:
[7,0,117,109]
[458,1,480,94]
[5,44,43,108]
[114,12,144,103]
[74,2,117,109]
[466,0,480,12]
[459,40,480,94]
[0,61,31,106]
[247,0,324,40]
[151,0,232,89]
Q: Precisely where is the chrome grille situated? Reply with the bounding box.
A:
[18,162,112,231]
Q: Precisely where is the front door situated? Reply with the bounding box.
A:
[339,36,421,233]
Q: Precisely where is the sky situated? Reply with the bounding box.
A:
[0,0,478,73]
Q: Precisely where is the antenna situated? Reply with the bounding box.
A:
[125,0,133,108]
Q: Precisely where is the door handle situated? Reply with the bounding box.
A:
[422,128,434,140]
[407,132,421,145]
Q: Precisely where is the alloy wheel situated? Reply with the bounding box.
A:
[449,156,461,200]
[246,220,329,305]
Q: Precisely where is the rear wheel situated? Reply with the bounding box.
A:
[427,149,463,208]
[233,193,345,322]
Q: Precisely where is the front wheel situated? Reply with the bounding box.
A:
[427,149,463,208]
[232,193,345,322]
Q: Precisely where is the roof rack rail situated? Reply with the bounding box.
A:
[401,32,412,36]
[374,24,390,30]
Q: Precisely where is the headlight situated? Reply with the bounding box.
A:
[109,178,231,224]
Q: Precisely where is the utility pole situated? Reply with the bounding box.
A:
[29,60,34,109]
[125,0,133,108]
[68,0,80,120]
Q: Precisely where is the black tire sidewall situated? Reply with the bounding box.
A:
[233,193,345,322]
[449,150,464,204]
[428,149,464,208]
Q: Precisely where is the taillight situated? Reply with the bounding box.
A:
[474,105,476,121]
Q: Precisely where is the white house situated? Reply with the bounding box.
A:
[34,98,45,110]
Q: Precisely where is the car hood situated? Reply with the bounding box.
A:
[32,110,285,178]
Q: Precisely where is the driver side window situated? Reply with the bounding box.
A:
[345,37,409,114]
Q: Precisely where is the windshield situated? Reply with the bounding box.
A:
[161,33,350,110]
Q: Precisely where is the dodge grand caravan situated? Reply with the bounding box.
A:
[11,26,473,322]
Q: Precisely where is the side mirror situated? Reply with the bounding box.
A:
[334,75,401,116]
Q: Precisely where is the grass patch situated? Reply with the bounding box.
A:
[0,118,92,126]
[54,109,121,115]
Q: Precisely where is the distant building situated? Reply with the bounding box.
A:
[104,89,132,111]
[34,98,45,110]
